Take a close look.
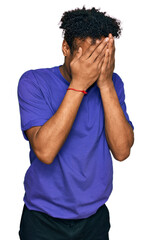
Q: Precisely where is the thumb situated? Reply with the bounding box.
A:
[72,47,82,63]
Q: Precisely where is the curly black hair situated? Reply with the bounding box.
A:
[59,6,122,54]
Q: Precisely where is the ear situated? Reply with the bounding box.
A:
[62,40,70,57]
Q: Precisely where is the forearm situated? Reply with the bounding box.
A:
[35,81,84,164]
[99,81,134,161]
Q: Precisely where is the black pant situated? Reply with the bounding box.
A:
[18,203,111,240]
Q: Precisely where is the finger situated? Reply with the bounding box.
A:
[88,38,109,63]
[109,33,113,39]
[98,57,104,70]
[101,48,109,71]
[82,37,109,62]
[81,39,103,60]
[97,49,107,70]
[106,33,112,49]
[71,47,83,64]
[96,45,107,67]
[108,38,115,68]
[95,40,108,61]
[107,33,114,48]
[111,38,115,59]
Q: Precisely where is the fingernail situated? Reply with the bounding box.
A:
[105,37,109,42]
[96,39,100,44]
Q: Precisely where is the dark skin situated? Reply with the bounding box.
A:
[59,35,106,84]
[59,33,134,161]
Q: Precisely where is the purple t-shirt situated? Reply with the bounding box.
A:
[17,65,134,219]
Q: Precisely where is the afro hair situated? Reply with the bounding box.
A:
[59,6,122,54]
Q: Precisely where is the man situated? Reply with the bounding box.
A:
[17,6,134,240]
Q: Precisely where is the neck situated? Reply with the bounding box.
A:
[59,63,72,83]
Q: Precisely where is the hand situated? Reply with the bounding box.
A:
[96,33,115,89]
[70,37,109,91]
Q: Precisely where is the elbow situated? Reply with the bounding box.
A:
[114,150,130,161]
[35,150,54,165]
[30,131,56,165]
[113,133,134,162]
[112,143,132,161]
[41,156,54,165]
[114,146,132,161]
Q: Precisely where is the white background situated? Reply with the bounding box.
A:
[1,0,152,239]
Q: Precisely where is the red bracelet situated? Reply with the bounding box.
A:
[67,87,87,95]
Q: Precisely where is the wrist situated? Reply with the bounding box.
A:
[98,80,114,92]
[70,80,88,92]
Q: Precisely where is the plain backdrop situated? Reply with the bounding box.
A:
[1,0,152,239]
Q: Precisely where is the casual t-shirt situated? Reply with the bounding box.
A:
[17,65,134,219]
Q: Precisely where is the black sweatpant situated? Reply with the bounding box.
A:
[18,203,111,240]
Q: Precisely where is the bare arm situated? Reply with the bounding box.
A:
[97,33,134,161]
[99,83,134,161]
[26,37,110,164]
[30,84,84,164]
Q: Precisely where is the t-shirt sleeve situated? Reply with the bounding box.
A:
[113,73,134,130]
[17,70,54,141]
